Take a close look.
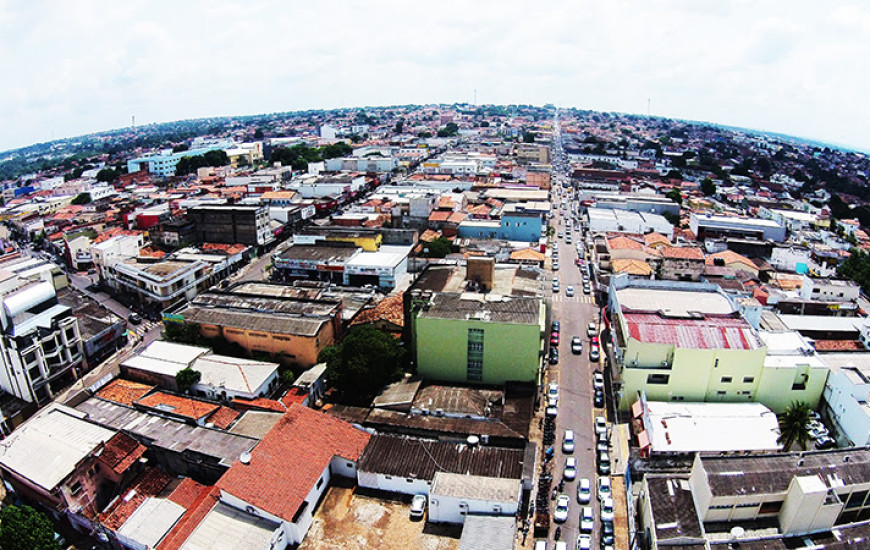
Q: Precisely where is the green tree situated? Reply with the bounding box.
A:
[253,128,265,140]
[838,248,870,294]
[664,169,683,180]
[420,237,452,258]
[701,178,717,196]
[176,367,202,393]
[71,192,92,205]
[777,401,813,451]
[394,120,404,133]
[320,325,405,404]
[96,168,119,183]
[0,504,61,550]
[437,122,459,138]
[522,131,537,143]
[665,188,683,206]
[662,211,681,227]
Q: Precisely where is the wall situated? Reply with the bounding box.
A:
[823,369,870,446]
[428,491,520,524]
[197,322,333,369]
[357,470,431,496]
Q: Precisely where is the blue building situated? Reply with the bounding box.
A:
[126,145,226,177]
[457,212,543,242]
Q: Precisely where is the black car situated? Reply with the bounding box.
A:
[551,320,561,333]
[594,390,605,408]
[549,348,559,365]
[128,313,142,325]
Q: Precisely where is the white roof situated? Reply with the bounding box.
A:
[140,341,210,366]
[616,287,734,316]
[431,472,520,502]
[192,354,278,394]
[344,245,411,269]
[179,502,279,550]
[644,400,780,453]
[0,404,115,491]
[776,315,867,333]
[116,498,185,548]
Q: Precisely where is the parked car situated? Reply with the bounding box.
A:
[410,494,427,519]
[128,313,142,324]
[548,383,559,404]
[594,416,607,434]
[554,495,570,523]
[576,534,592,550]
[815,435,836,449]
[600,498,614,522]
[596,431,609,452]
[598,451,611,475]
[600,520,615,546]
[549,348,559,365]
[552,320,561,333]
[593,389,605,409]
[597,476,611,501]
[587,322,597,337]
[546,404,559,417]
[592,371,605,390]
[577,478,592,504]
[583,284,591,294]
[589,346,600,362]
[562,429,575,453]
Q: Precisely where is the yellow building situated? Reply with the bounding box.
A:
[608,277,826,413]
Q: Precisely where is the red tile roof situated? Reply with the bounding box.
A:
[813,340,865,352]
[447,212,467,224]
[661,246,705,260]
[606,236,643,251]
[623,313,761,350]
[428,211,450,222]
[350,292,404,329]
[97,379,155,406]
[136,391,220,421]
[167,478,210,510]
[706,250,755,270]
[280,387,308,407]
[157,486,221,550]
[230,397,287,413]
[100,468,173,530]
[206,406,241,430]
[216,404,371,522]
[98,432,147,475]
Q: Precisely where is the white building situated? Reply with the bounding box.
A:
[90,234,146,278]
[799,275,860,302]
[821,353,870,446]
[319,125,337,139]
[342,245,411,289]
[427,472,521,524]
[689,212,786,242]
[586,207,674,239]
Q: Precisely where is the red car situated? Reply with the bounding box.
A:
[590,335,599,346]
[550,332,560,345]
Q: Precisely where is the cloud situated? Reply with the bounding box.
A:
[0,0,868,152]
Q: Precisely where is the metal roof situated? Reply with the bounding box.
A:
[430,472,521,501]
[418,293,541,325]
[178,502,279,550]
[458,515,516,550]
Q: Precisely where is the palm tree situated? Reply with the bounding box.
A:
[777,401,813,451]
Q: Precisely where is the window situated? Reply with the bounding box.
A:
[721,377,732,383]
[716,391,726,396]
[736,502,758,508]
[847,491,869,509]
[467,329,484,381]
[743,376,755,384]
[69,481,82,495]
[28,366,40,380]
[670,396,685,401]
[759,501,782,514]
[316,477,324,489]
[647,374,669,385]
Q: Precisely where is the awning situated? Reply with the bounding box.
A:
[631,400,644,419]
[638,430,650,449]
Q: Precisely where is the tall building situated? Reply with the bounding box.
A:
[187,204,274,247]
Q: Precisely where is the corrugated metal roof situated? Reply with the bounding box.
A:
[431,472,520,501]
[624,313,761,350]
[458,515,516,550]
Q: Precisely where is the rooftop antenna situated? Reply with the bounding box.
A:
[132,115,136,129]
[474,89,477,105]
[647,98,651,117]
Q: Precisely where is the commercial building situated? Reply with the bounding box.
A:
[274,243,362,284]
[427,472,521,524]
[126,144,228,177]
[342,245,411,289]
[0,281,83,404]
[608,277,826,413]
[102,257,213,310]
[167,289,342,369]
[586,207,674,239]
[187,204,274,247]
[821,353,870,447]
[457,211,544,243]
[689,212,786,242]
[800,275,860,303]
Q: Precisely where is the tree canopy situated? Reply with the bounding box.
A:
[176,367,202,393]
[837,248,870,294]
[777,401,813,451]
[665,188,683,206]
[96,167,121,183]
[522,131,537,143]
[701,177,717,196]
[319,325,406,404]
[0,504,61,550]
[174,150,230,175]
[70,192,92,205]
[437,122,459,138]
[419,237,452,258]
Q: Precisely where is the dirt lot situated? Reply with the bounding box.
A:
[298,485,463,550]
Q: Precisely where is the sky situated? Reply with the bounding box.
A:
[2,0,870,153]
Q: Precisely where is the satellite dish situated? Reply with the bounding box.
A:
[239,451,252,465]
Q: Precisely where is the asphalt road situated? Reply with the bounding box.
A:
[546,132,609,548]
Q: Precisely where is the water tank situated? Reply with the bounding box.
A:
[467,435,480,447]
[3,281,55,319]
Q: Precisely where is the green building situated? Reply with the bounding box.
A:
[414,292,546,384]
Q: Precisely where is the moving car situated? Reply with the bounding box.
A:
[566,286,574,297]
[580,506,594,533]
[410,494,427,519]
[564,457,577,481]
[554,495,570,523]
[577,478,592,504]
[571,336,583,354]
[562,429,575,453]
[576,534,592,550]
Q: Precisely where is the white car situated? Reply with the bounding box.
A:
[554,495,570,523]
[562,429,575,453]
[410,494,427,518]
[580,506,594,533]
[594,416,608,435]
[555,542,568,550]
[546,405,558,418]
[598,476,612,502]
[596,431,609,452]
[587,322,597,337]
[566,286,574,297]
[577,478,592,504]
[601,497,615,522]
[576,534,592,550]
[593,372,605,390]
[564,456,577,480]
[548,383,559,404]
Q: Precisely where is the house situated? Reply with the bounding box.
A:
[215,404,371,547]
[660,246,706,282]
[705,249,760,276]
[427,472,521,524]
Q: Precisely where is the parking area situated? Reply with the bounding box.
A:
[298,484,462,550]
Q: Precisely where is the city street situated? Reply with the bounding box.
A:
[543,129,609,548]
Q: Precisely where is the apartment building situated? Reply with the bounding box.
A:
[187,204,274,247]
[102,257,212,310]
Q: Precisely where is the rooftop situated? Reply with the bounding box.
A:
[216,404,371,522]
[276,243,360,263]
[177,502,279,550]
[0,404,115,492]
[430,472,520,502]
[96,379,156,406]
[458,515,517,550]
[616,287,735,316]
[645,476,704,542]
[358,434,525,481]
[623,313,762,350]
[136,391,220,422]
[418,292,542,325]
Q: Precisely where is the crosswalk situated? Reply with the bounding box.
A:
[552,295,595,304]
[129,320,160,339]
